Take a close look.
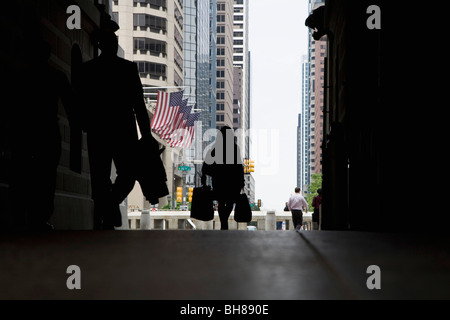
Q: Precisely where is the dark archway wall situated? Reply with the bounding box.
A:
[0,1,107,230]
[319,1,449,232]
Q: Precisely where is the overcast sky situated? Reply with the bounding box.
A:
[248,0,309,211]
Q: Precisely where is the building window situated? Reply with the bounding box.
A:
[174,49,183,70]
[134,14,167,33]
[134,0,167,10]
[133,38,166,56]
[174,6,183,29]
[174,26,183,50]
[136,61,166,80]
[174,70,183,87]
[216,81,225,89]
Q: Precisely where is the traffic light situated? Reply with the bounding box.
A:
[188,187,194,202]
[249,160,255,173]
[176,187,182,203]
[243,159,255,174]
[257,199,262,207]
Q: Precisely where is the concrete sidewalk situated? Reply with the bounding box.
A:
[1,230,449,300]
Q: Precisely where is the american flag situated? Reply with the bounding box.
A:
[151,90,185,132]
[159,100,190,139]
[170,112,201,148]
[165,104,193,142]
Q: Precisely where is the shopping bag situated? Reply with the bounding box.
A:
[234,193,252,223]
[137,138,169,205]
[190,186,214,221]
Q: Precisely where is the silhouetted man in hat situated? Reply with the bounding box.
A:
[78,31,157,230]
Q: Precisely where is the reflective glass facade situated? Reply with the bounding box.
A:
[184,0,216,185]
[184,0,213,125]
[197,0,213,135]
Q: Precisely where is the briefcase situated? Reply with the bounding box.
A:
[190,186,214,221]
[234,193,252,223]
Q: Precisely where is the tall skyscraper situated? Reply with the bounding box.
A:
[209,0,218,131]
[216,0,234,129]
[232,0,254,204]
[183,0,212,187]
[183,0,212,138]
[310,36,326,175]
[233,67,243,131]
[114,0,184,91]
[301,0,325,192]
[232,0,250,156]
[301,54,310,190]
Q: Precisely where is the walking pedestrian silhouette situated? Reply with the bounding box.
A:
[201,126,245,230]
[7,39,75,231]
[77,26,158,230]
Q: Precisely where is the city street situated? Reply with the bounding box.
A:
[1,230,449,300]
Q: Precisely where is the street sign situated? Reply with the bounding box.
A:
[177,166,192,172]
